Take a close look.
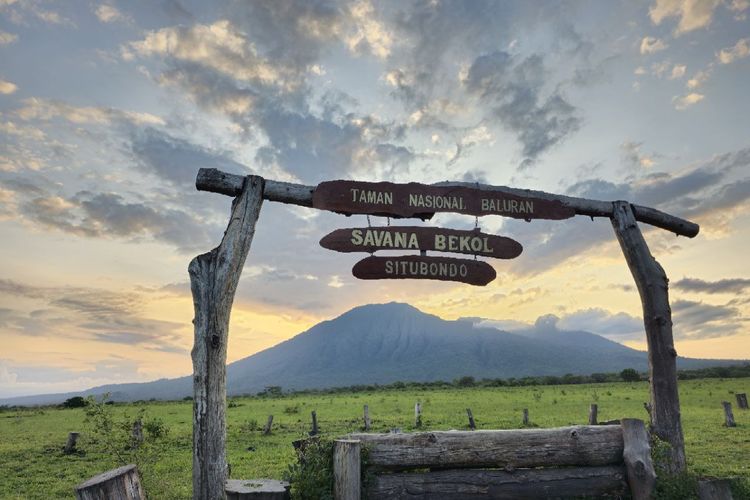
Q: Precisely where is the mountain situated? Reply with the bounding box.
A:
[1,302,744,406]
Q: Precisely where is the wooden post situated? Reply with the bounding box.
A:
[522,408,529,426]
[722,402,736,427]
[132,418,143,448]
[611,201,686,473]
[589,404,598,425]
[363,405,371,431]
[75,464,145,500]
[190,175,264,500]
[64,432,79,454]
[466,408,476,430]
[414,402,422,428]
[736,393,748,410]
[621,419,656,500]
[263,415,273,435]
[310,411,318,436]
[333,439,361,500]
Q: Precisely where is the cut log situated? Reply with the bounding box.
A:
[367,465,627,499]
[348,426,624,471]
[190,175,264,500]
[74,464,145,500]
[466,408,476,430]
[262,415,273,435]
[196,168,699,237]
[611,201,686,473]
[621,418,656,500]
[363,405,371,431]
[64,432,80,454]
[225,479,290,500]
[589,404,598,425]
[736,393,748,410]
[333,440,361,500]
[723,402,736,427]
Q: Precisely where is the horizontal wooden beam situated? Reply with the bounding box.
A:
[367,465,627,499]
[348,425,623,470]
[195,168,699,237]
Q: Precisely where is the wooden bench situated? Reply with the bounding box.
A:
[333,418,655,499]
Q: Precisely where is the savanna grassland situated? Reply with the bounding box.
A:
[1,378,749,499]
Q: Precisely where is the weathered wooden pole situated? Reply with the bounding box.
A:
[310,411,319,436]
[589,404,598,425]
[621,419,656,500]
[414,402,422,428]
[522,408,529,426]
[466,408,476,430]
[611,201,686,473]
[190,175,264,500]
[722,402,736,427]
[263,415,274,435]
[736,393,748,409]
[333,440,361,500]
[363,404,371,431]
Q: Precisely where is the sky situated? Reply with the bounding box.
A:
[0,0,749,398]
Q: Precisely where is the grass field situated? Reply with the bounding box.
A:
[1,377,749,499]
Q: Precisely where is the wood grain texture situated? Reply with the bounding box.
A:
[366,465,627,499]
[333,440,361,500]
[74,464,145,500]
[621,418,656,500]
[611,201,686,473]
[190,175,264,500]
[195,168,699,237]
[348,426,624,471]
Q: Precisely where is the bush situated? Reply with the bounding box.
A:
[61,396,88,409]
[620,368,641,382]
[285,438,335,500]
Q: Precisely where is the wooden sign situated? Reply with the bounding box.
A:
[352,255,496,286]
[320,227,522,259]
[313,181,575,220]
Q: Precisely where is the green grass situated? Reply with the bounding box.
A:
[1,378,749,499]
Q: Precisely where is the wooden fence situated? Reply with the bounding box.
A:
[334,418,655,499]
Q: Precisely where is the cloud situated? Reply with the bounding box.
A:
[0,30,17,45]
[15,98,164,126]
[621,141,658,168]
[0,79,17,94]
[669,64,686,79]
[557,308,644,339]
[674,277,750,294]
[672,299,745,339]
[463,51,581,166]
[94,3,128,24]
[640,36,668,54]
[717,38,750,64]
[673,92,704,110]
[649,0,722,35]
[686,68,712,89]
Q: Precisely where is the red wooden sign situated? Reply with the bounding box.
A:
[320,227,522,259]
[352,255,496,286]
[313,181,574,220]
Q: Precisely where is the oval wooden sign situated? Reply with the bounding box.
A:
[352,255,497,286]
[320,227,522,259]
[313,180,575,220]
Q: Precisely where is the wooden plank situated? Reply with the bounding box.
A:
[348,426,624,471]
[333,440,361,500]
[621,419,656,500]
[195,168,700,237]
[366,465,627,499]
[611,201,686,473]
[319,226,522,259]
[75,464,145,500]
[313,180,576,220]
[352,255,496,286]
[190,175,264,499]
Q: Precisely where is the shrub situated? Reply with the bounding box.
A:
[620,368,641,382]
[61,396,88,409]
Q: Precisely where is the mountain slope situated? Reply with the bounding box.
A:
[1,302,744,405]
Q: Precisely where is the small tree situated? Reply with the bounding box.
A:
[620,368,641,382]
[61,396,88,408]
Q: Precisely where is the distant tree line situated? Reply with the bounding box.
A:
[249,363,750,398]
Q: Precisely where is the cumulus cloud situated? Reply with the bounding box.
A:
[717,38,750,64]
[0,30,17,45]
[672,299,745,339]
[0,79,17,94]
[649,0,722,35]
[673,92,704,110]
[621,141,658,168]
[640,36,668,54]
[15,97,164,126]
[674,277,750,294]
[94,3,127,24]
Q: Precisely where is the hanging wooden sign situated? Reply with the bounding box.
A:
[352,255,496,286]
[320,226,522,259]
[313,180,575,220]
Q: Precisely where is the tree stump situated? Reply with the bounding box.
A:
[722,402,736,427]
[698,479,735,500]
[363,405,371,431]
[736,393,748,410]
[262,415,273,435]
[64,432,80,454]
[589,404,598,425]
[74,464,145,500]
